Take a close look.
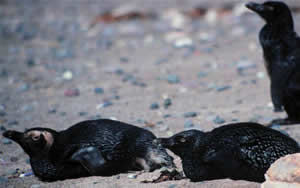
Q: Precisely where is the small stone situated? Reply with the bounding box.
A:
[163,114,171,118]
[183,112,197,118]
[168,184,176,188]
[8,121,18,126]
[216,85,231,92]
[7,169,17,175]
[184,120,194,129]
[0,176,8,184]
[21,105,34,112]
[120,57,129,63]
[167,75,180,84]
[94,88,104,94]
[256,71,265,79]
[79,112,88,116]
[96,101,113,109]
[213,116,226,124]
[127,174,137,179]
[236,59,256,75]
[164,98,172,109]
[30,184,40,188]
[159,124,169,132]
[262,153,300,187]
[174,37,193,48]
[0,104,6,111]
[197,72,208,79]
[10,157,18,162]
[0,111,6,117]
[150,103,159,110]
[64,88,80,97]
[3,138,12,145]
[0,126,7,131]
[26,58,36,67]
[60,112,67,116]
[62,71,73,80]
[17,83,30,93]
[48,108,56,114]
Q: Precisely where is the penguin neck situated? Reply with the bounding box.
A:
[264,17,294,36]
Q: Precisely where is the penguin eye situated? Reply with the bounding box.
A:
[175,136,186,143]
[180,137,186,143]
[32,135,40,141]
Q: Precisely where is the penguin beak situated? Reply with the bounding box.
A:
[3,130,23,144]
[246,2,264,13]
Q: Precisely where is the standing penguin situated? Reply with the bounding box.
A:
[246,1,300,125]
[3,119,174,181]
[155,122,300,182]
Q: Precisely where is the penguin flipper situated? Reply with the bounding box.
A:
[71,146,106,175]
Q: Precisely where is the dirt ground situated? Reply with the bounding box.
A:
[1,0,300,187]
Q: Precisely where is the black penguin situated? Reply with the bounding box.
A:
[155,122,300,182]
[2,119,174,181]
[246,1,300,125]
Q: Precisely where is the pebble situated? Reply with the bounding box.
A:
[0,104,5,111]
[48,108,56,114]
[0,126,7,131]
[184,120,194,129]
[26,58,36,67]
[236,59,256,75]
[159,124,169,132]
[10,157,18,162]
[21,104,34,112]
[150,103,159,110]
[164,98,172,109]
[174,37,193,48]
[167,75,180,84]
[216,85,231,92]
[78,112,88,116]
[120,57,129,63]
[8,121,18,126]
[17,83,30,93]
[64,88,80,97]
[256,71,265,79]
[0,176,8,184]
[213,116,226,124]
[60,112,67,116]
[0,111,6,117]
[163,114,171,118]
[183,112,197,118]
[197,72,208,79]
[30,184,40,188]
[96,101,113,109]
[62,70,73,80]
[3,138,12,145]
[168,184,177,188]
[94,87,104,94]
[127,174,137,179]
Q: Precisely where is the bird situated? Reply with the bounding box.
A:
[246,1,300,125]
[155,122,300,182]
[2,119,175,181]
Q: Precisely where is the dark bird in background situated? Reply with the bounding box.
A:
[246,1,300,125]
[2,119,174,181]
[155,122,300,182]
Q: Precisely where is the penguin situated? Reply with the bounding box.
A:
[3,119,175,181]
[154,122,300,182]
[246,1,300,125]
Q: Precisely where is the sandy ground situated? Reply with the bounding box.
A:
[1,0,300,187]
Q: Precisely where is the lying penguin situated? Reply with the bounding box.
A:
[155,122,300,182]
[3,119,175,181]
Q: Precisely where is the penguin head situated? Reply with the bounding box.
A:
[155,130,205,158]
[246,1,293,25]
[3,128,58,158]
